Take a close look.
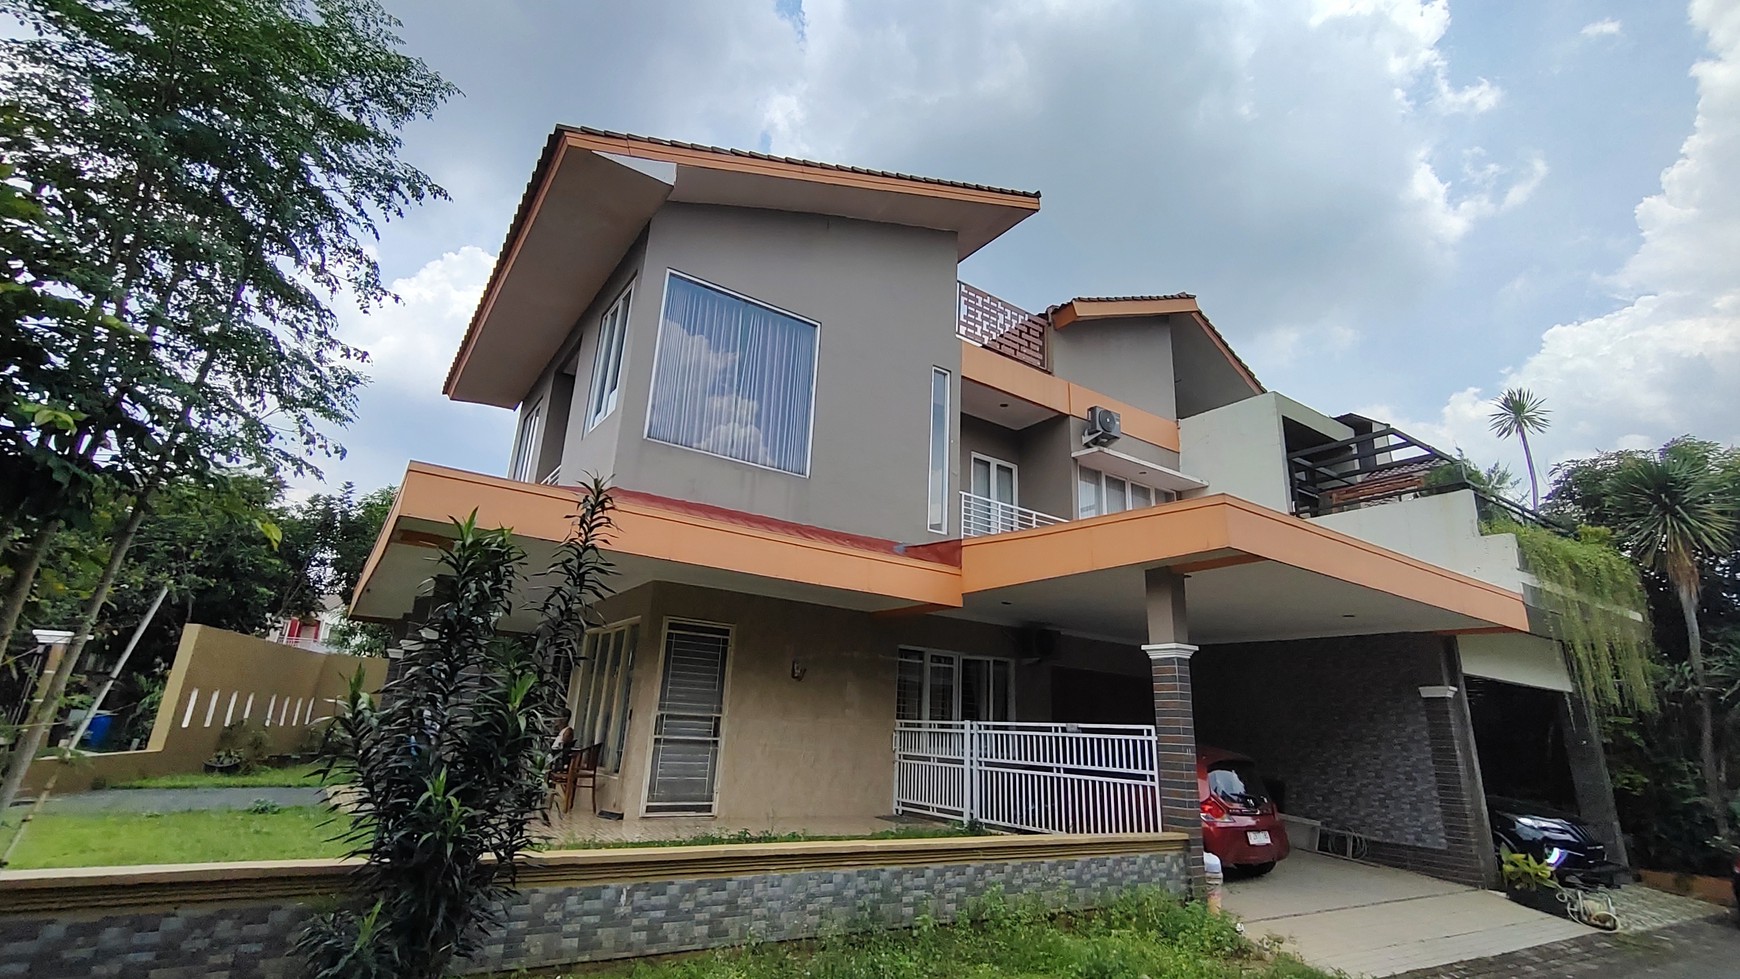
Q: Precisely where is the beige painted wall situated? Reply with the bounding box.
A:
[25,625,387,793]
[597,583,1027,824]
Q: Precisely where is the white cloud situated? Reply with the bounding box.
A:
[339,246,496,393]
[1406,151,1548,245]
[1391,0,1740,478]
[1311,0,1502,113]
[1580,19,1624,39]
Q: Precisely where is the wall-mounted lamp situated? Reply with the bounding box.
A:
[790,658,807,681]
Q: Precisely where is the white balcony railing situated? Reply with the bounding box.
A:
[539,465,563,486]
[893,720,1163,834]
[959,491,1066,538]
[275,635,335,653]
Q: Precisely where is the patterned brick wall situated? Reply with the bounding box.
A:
[1190,634,1497,885]
[958,282,1048,370]
[0,850,1188,979]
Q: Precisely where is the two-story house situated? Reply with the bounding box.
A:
[352,126,1624,891]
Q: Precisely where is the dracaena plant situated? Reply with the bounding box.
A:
[299,477,615,979]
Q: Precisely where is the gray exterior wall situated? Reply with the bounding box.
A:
[588,203,962,543]
[556,236,649,487]
[1049,315,1177,420]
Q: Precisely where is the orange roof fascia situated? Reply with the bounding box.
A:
[1052,297,1201,330]
[563,130,1043,211]
[357,463,964,610]
[959,341,1181,452]
[1187,310,1264,394]
[960,495,1529,631]
[443,135,573,398]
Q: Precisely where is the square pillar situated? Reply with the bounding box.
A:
[1144,569,1205,892]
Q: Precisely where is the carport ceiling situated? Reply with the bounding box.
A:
[953,559,1491,645]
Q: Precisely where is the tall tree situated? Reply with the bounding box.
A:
[1489,387,1552,509]
[1610,440,1738,835]
[0,0,453,815]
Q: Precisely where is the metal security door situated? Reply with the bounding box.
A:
[645,622,730,814]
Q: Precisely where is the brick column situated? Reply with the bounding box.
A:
[1558,689,1629,868]
[1418,682,1500,887]
[1144,569,1204,894]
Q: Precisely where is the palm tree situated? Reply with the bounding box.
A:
[1611,444,1737,835]
[1488,388,1551,509]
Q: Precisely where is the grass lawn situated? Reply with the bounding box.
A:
[2,806,351,869]
[583,891,1332,979]
[109,760,325,790]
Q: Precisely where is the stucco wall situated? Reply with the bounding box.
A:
[1314,490,1525,591]
[601,204,961,543]
[598,584,1028,822]
[1178,393,1290,511]
[1049,315,1177,420]
[25,626,387,793]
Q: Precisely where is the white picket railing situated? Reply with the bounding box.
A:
[893,720,1162,834]
[959,492,1067,538]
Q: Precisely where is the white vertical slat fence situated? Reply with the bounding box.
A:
[893,720,1162,834]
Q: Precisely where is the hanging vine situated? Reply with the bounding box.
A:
[1485,519,1656,712]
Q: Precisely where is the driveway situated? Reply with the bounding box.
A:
[1224,852,1593,976]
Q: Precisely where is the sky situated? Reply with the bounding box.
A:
[316,0,1740,501]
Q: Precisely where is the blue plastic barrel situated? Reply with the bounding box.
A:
[81,712,114,749]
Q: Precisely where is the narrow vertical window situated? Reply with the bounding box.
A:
[927,367,950,533]
[510,400,542,481]
[587,283,633,430]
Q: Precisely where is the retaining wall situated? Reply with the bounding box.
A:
[0,833,1190,978]
[25,625,387,793]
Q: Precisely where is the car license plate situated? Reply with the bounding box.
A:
[1246,831,1272,846]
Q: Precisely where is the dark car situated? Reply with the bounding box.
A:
[1199,746,1291,877]
[1488,797,1625,888]
[1731,853,1738,924]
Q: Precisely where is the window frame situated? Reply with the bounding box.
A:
[895,647,1016,722]
[585,280,635,431]
[927,367,950,534]
[641,616,736,816]
[567,618,641,775]
[643,269,822,478]
[510,399,543,482]
[1076,464,1173,519]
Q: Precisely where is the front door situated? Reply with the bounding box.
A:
[968,454,1019,534]
[645,622,730,815]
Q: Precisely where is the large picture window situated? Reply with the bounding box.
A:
[646,272,819,476]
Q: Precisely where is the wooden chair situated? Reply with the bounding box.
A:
[550,742,603,815]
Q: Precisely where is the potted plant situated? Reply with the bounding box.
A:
[1500,849,1566,916]
[204,748,245,774]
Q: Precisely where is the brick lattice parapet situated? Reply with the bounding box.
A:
[958,282,1047,371]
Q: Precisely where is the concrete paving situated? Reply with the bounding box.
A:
[1395,916,1738,978]
[38,786,324,813]
[1224,851,1593,977]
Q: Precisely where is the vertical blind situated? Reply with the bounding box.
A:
[647,273,818,476]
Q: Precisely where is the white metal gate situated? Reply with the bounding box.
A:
[893,720,1162,834]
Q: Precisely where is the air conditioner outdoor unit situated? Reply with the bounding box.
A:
[1083,406,1122,447]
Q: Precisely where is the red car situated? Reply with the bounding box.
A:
[1199,746,1291,876]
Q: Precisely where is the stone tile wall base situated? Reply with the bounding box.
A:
[0,852,1188,979]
